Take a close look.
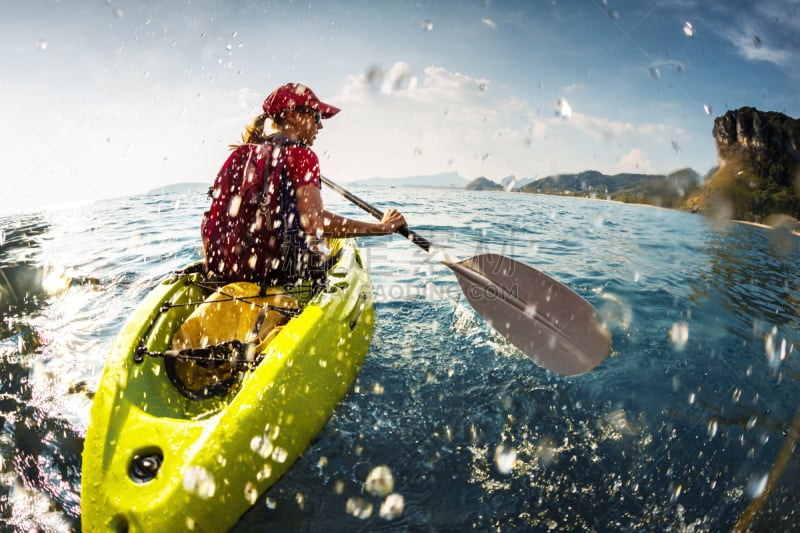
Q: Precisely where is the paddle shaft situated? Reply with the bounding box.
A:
[321,176,431,252]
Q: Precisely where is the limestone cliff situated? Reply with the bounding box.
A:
[688,107,800,222]
[713,107,800,167]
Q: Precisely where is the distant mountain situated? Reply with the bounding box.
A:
[349,172,469,188]
[148,182,208,195]
[500,175,536,190]
[466,177,504,191]
[518,168,703,208]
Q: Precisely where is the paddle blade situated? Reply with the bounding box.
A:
[448,254,611,376]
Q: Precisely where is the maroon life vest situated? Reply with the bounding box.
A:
[201,142,287,281]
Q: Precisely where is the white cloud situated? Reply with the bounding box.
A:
[618,148,653,172]
[325,63,498,180]
[340,63,488,104]
[555,113,676,145]
[555,98,572,118]
[498,96,529,112]
[323,62,686,183]
[381,61,417,94]
[730,31,789,65]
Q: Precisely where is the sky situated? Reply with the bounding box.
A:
[1,0,800,215]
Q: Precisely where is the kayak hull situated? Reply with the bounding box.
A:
[81,240,374,532]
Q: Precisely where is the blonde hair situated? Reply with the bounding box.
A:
[229,113,284,149]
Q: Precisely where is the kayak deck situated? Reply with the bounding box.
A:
[81,239,374,532]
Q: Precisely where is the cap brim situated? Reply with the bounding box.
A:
[312,102,341,119]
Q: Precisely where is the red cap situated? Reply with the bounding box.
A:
[262,83,341,119]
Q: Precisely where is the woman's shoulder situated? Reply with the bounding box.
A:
[284,143,319,165]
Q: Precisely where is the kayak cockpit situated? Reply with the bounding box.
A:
[126,242,341,414]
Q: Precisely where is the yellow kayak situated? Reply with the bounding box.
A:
[81,239,374,531]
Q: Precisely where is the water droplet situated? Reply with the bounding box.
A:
[35,39,48,51]
[556,98,572,118]
[703,104,712,115]
[708,419,718,439]
[746,473,768,498]
[671,140,682,154]
[688,392,696,405]
[244,481,259,504]
[250,435,273,458]
[494,444,517,474]
[648,66,661,80]
[670,483,682,502]
[732,388,742,403]
[421,20,433,31]
[256,463,272,481]
[379,493,405,520]
[334,479,345,495]
[365,465,395,497]
[182,466,216,499]
[536,437,557,466]
[669,322,689,351]
[346,497,373,519]
[272,446,288,463]
[683,21,695,38]
[764,331,784,370]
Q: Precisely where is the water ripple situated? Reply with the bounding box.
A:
[0,189,798,531]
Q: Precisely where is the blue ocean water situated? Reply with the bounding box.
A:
[0,187,798,531]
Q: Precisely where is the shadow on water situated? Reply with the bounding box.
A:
[0,214,84,531]
[682,222,800,531]
[690,222,800,336]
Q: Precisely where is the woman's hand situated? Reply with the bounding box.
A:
[379,208,407,233]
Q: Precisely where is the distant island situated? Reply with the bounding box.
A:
[148,182,208,195]
[361,107,800,228]
[495,168,703,211]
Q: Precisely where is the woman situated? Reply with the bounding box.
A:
[202,82,406,284]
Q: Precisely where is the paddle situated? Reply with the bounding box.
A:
[321,176,612,376]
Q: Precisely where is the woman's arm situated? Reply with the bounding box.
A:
[296,184,406,238]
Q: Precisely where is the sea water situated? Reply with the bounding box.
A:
[0,186,798,531]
